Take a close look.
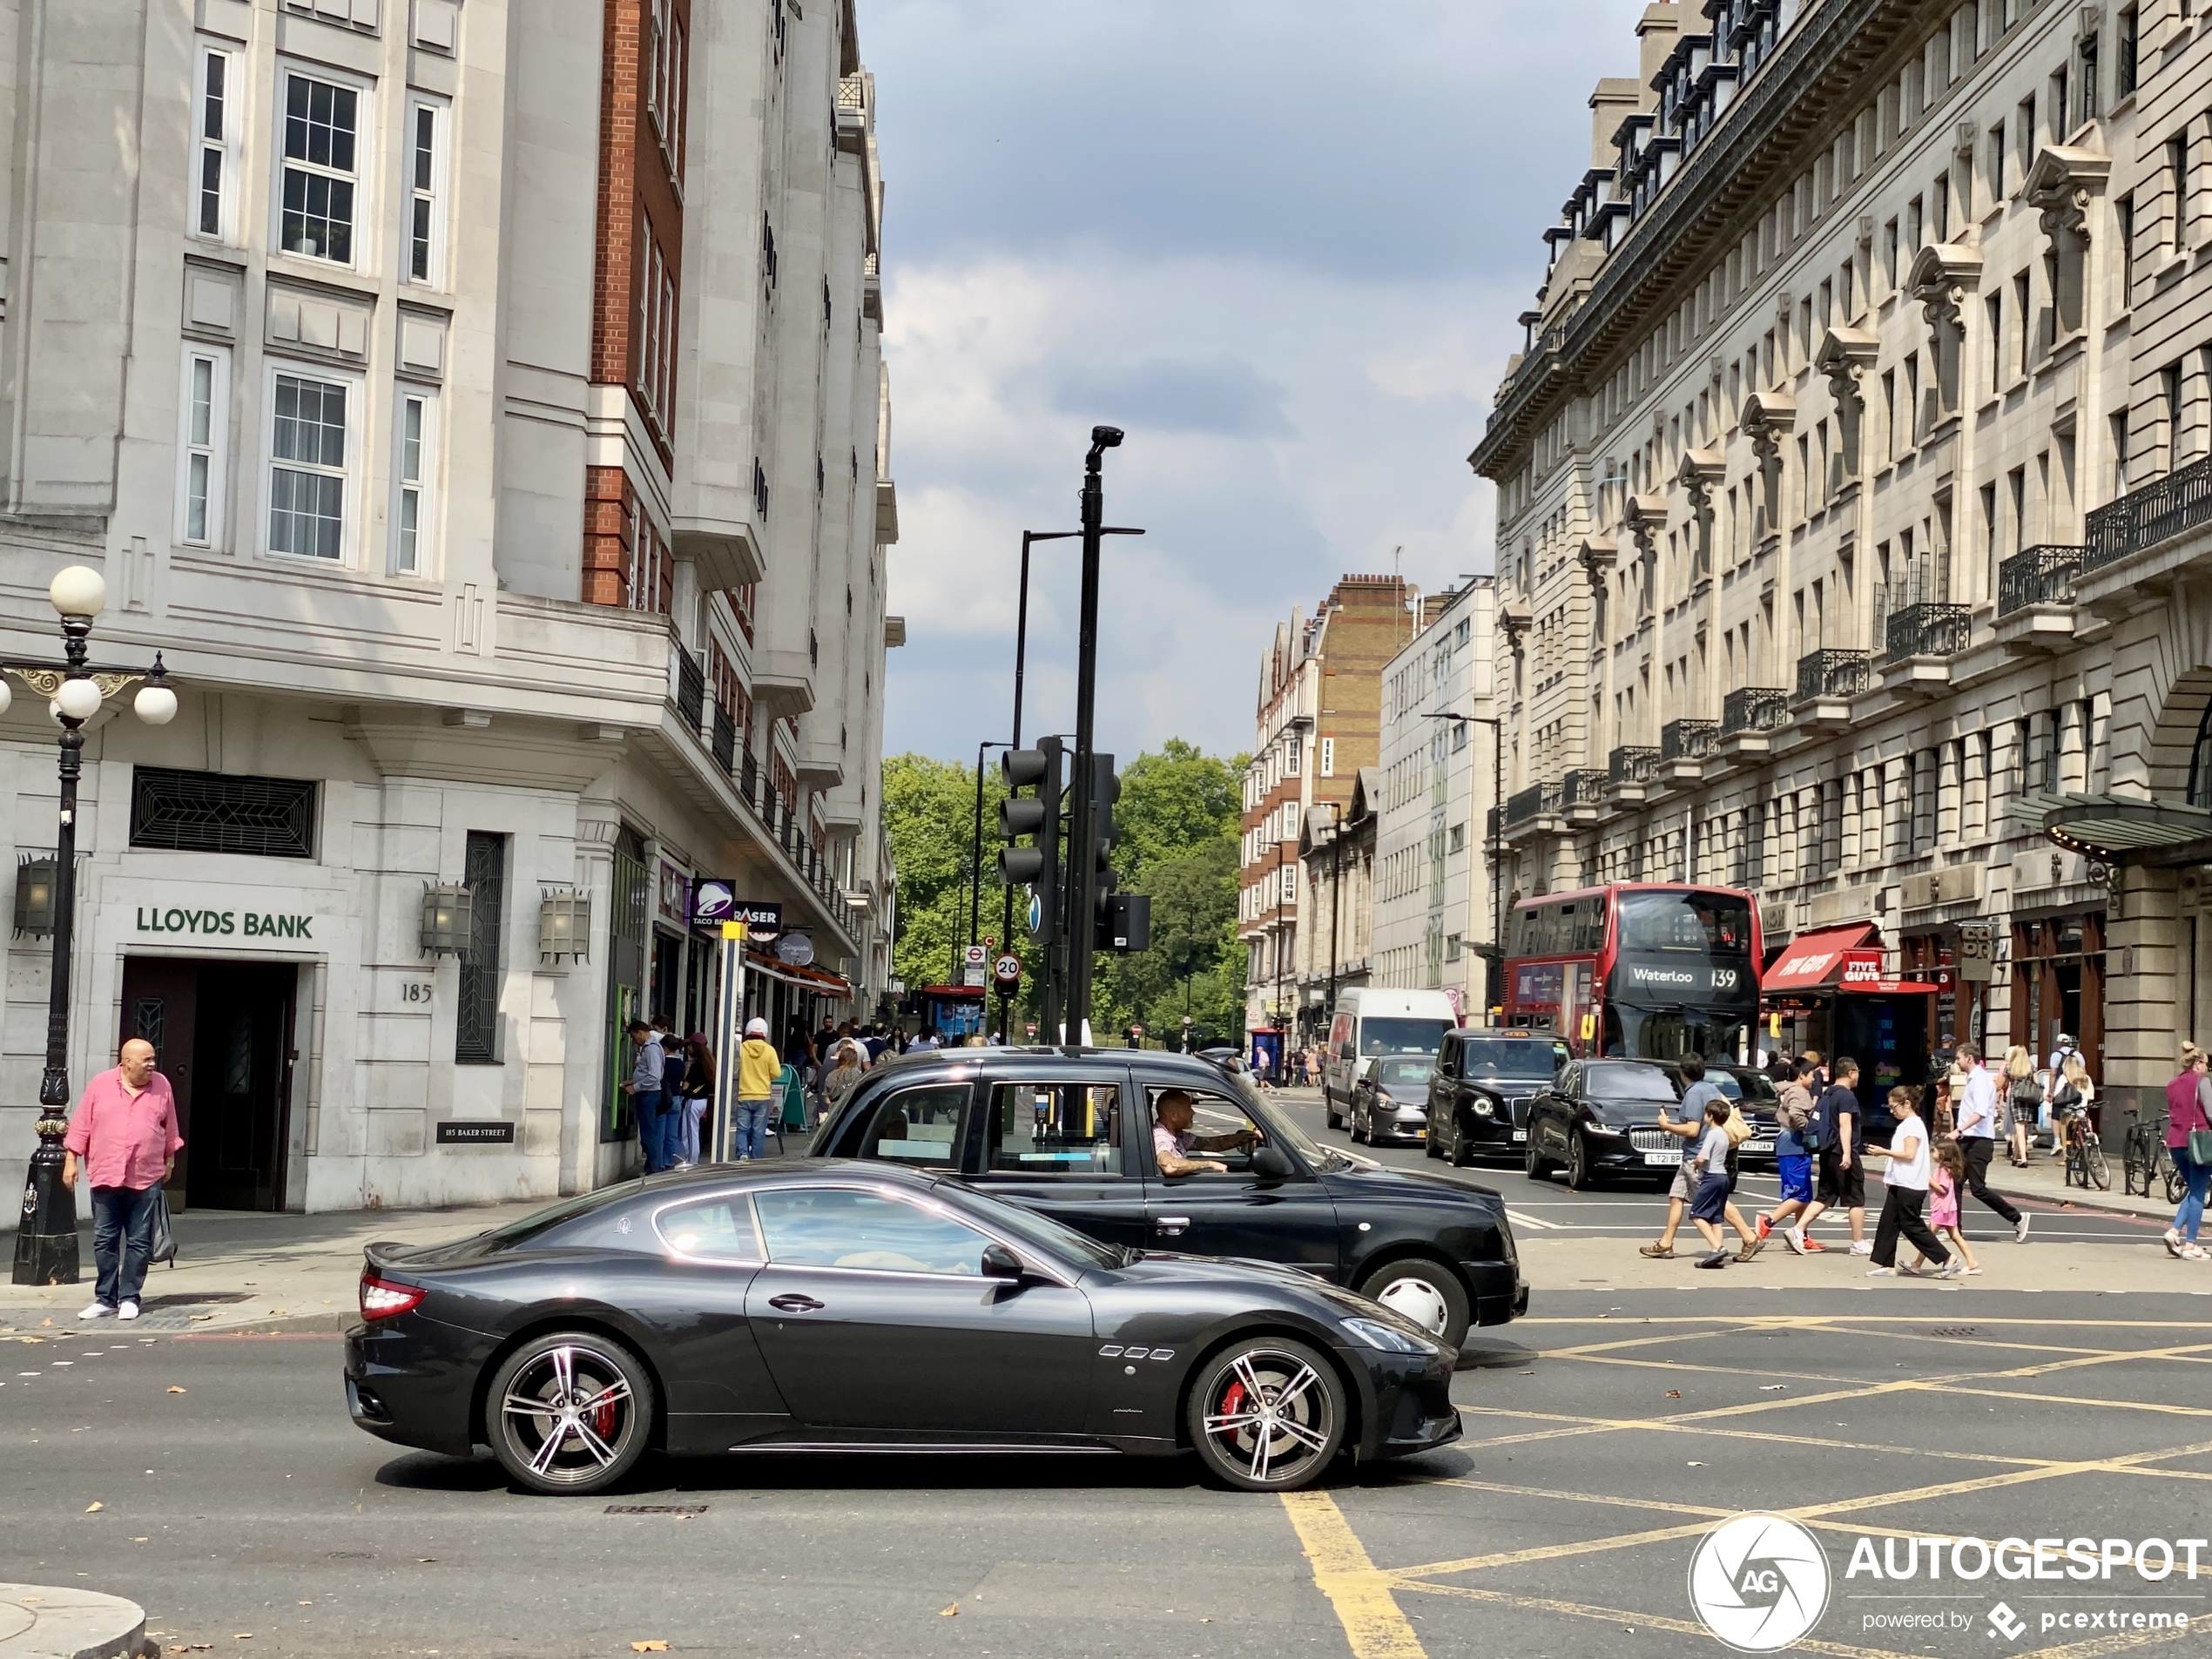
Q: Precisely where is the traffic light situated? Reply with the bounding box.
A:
[1084,754,1148,953]
[1102,892,1151,953]
[999,738,1062,945]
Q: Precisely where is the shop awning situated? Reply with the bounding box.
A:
[915,984,987,1001]
[1762,923,1883,992]
[745,951,853,1000]
[2022,792,2212,868]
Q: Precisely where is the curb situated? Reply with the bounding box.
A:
[0,1585,146,1659]
[1989,1179,2170,1224]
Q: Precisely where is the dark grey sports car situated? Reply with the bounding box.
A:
[343,1162,1461,1496]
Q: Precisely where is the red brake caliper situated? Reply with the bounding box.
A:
[1218,1379,1247,1440]
[594,1385,618,1440]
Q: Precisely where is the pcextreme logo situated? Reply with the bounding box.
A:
[1688,1512,1832,1653]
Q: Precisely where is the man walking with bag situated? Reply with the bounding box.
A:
[1952,1043,2029,1243]
[61,1038,182,1322]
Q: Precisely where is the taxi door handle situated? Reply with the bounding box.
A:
[768,1293,824,1312]
[1154,1217,1190,1236]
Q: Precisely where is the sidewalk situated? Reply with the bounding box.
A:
[1986,1144,2181,1223]
[0,1198,548,1336]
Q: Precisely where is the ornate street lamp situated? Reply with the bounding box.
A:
[10,566,179,1286]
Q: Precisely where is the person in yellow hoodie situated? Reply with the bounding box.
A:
[734,1017,781,1161]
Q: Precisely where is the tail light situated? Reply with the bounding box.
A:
[360,1273,428,1321]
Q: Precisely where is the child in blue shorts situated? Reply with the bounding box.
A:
[1757,1055,1819,1247]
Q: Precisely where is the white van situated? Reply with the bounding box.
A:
[1321,988,1460,1128]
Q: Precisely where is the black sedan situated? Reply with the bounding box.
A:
[1656,1062,1783,1166]
[1523,1059,1696,1190]
[808,1048,1526,1350]
[1348,1055,1433,1146]
[1424,1031,1568,1167]
[343,1163,1460,1496]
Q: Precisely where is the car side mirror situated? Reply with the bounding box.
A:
[1252,1143,1296,1183]
[981,1243,1024,1282]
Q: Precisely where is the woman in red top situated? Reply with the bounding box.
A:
[2165,1043,2212,1260]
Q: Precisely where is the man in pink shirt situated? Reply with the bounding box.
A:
[61,1038,182,1321]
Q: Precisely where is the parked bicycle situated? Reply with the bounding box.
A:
[2126,1114,2190,1203]
[2059,1100,2110,1191]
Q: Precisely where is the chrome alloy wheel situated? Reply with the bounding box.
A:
[1200,1349,1336,1487]
[499,1343,638,1487]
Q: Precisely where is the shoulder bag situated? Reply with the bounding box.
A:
[147,1185,178,1268]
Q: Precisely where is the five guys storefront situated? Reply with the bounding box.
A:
[1762,922,1935,1125]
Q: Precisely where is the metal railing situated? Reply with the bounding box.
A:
[711,705,737,772]
[1608,745,1660,786]
[1720,686,1789,737]
[739,750,759,810]
[1504,781,1562,827]
[1660,718,1719,762]
[1883,602,1972,663]
[1562,769,1608,809]
[1997,544,2085,615]
[1793,648,1870,704]
[2083,455,2212,574]
[675,648,705,731]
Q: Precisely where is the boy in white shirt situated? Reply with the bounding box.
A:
[1867,1085,1961,1279]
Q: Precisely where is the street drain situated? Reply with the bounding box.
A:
[328,1551,374,1560]
[1931,1326,1979,1338]
[604,1504,708,1515]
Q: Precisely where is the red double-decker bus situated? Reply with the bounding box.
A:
[1498,882,1763,1061]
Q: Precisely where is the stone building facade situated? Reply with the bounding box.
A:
[0,0,900,1214]
[1471,0,2212,1128]
[1238,576,1410,1040]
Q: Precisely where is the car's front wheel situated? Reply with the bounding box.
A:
[1357,1259,1471,1351]
[1188,1337,1347,1491]
[1525,1126,1556,1181]
[1564,1130,1596,1191]
[488,1332,655,1496]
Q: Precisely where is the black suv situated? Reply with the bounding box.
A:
[810,1047,1527,1348]
[1425,1030,1568,1168]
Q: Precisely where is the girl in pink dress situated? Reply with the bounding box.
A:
[1914,1141,1980,1275]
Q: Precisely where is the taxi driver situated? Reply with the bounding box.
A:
[1152,1089,1260,1176]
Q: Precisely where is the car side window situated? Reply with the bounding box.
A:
[754,1187,993,1276]
[857,1084,970,1169]
[654,1193,764,1262]
[1148,1089,1266,1178]
[1557,1062,1581,1097]
[984,1082,1124,1176]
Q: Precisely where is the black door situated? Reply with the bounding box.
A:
[745,1184,1093,1437]
[962,1074,1154,1251]
[631,1187,792,1452]
[187,962,296,1211]
[1139,1083,1340,1278]
[118,957,199,1212]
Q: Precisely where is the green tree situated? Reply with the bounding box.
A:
[881,753,1006,999]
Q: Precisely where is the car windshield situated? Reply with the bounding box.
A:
[1584,1062,1679,1103]
[1726,1069,1778,1103]
[1359,1018,1453,1056]
[945,1183,1130,1271]
[1616,890,1755,956]
[1460,1039,1561,1078]
[1375,1057,1433,1090]
[483,1183,639,1248]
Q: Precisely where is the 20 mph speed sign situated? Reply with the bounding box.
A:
[994,954,1022,986]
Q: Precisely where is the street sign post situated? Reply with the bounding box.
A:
[710,921,748,1163]
[994,953,1022,987]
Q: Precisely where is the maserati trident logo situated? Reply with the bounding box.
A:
[1688,1513,1832,1652]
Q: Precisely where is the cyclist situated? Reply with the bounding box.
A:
[2049,1051,2095,1164]
[2167,1043,2212,1262]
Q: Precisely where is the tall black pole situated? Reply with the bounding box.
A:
[1062,428,1121,1042]
[11,616,91,1285]
[1327,802,1341,1017]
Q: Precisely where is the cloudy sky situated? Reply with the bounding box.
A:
[867,0,1633,765]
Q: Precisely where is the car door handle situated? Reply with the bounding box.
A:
[1154,1217,1190,1236]
[767,1293,824,1312]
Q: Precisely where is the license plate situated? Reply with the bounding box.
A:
[1643,1150,1683,1166]
[1744,1139,1773,1154]
[1511,1129,1527,1143]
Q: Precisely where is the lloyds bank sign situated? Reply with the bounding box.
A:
[133,905,314,940]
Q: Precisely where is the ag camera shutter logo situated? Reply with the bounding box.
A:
[1689,1512,1831,1652]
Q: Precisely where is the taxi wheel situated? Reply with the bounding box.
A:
[1358,1260,1471,1351]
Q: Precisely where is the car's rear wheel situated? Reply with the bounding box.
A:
[1564,1130,1595,1191]
[1357,1259,1471,1351]
[488,1332,654,1496]
[1424,1115,1443,1158]
[1188,1337,1346,1491]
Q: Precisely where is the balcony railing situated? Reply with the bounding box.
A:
[1608,745,1660,786]
[739,750,759,810]
[711,705,737,772]
[1883,602,1972,663]
[1504,781,1562,827]
[675,647,705,731]
[1720,685,1789,737]
[1659,718,1719,763]
[1562,769,1608,809]
[1794,648,1871,704]
[1997,544,2085,615]
[2083,455,2212,575]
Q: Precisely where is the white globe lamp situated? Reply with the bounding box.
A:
[134,683,179,725]
[54,678,103,722]
[48,565,106,619]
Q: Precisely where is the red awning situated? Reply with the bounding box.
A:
[1762,923,1883,993]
